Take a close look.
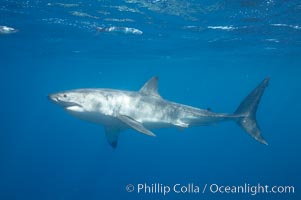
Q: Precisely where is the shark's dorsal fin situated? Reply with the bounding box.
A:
[104,126,120,149]
[139,76,161,98]
[117,115,156,137]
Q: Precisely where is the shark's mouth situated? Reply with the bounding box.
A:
[48,95,82,109]
[62,102,82,108]
[65,103,84,112]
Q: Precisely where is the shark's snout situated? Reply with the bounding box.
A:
[48,94,58,103]
[48,92,83,109]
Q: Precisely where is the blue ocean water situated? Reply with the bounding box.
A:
[0,0,300,199]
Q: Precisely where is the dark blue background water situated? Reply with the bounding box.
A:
[0,0,300,199]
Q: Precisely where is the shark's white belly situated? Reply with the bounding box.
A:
[65,90,223,130]
[67,92,182,129]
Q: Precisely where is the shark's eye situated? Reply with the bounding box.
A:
[63,94,67,98]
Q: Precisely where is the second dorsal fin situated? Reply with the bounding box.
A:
[139,76,161,98]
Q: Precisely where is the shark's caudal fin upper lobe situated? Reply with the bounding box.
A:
[234,77,270,145]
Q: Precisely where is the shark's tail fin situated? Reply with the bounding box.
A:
[234,77,270,145]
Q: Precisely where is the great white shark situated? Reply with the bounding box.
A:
[48,77,269,148]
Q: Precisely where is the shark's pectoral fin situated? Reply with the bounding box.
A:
[104,126,120,149]
[117,115,156,137]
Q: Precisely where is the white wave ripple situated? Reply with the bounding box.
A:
[0,25,18,34]
[270,24,301,30]
[207,26,237,31]
[97,26,143,35]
